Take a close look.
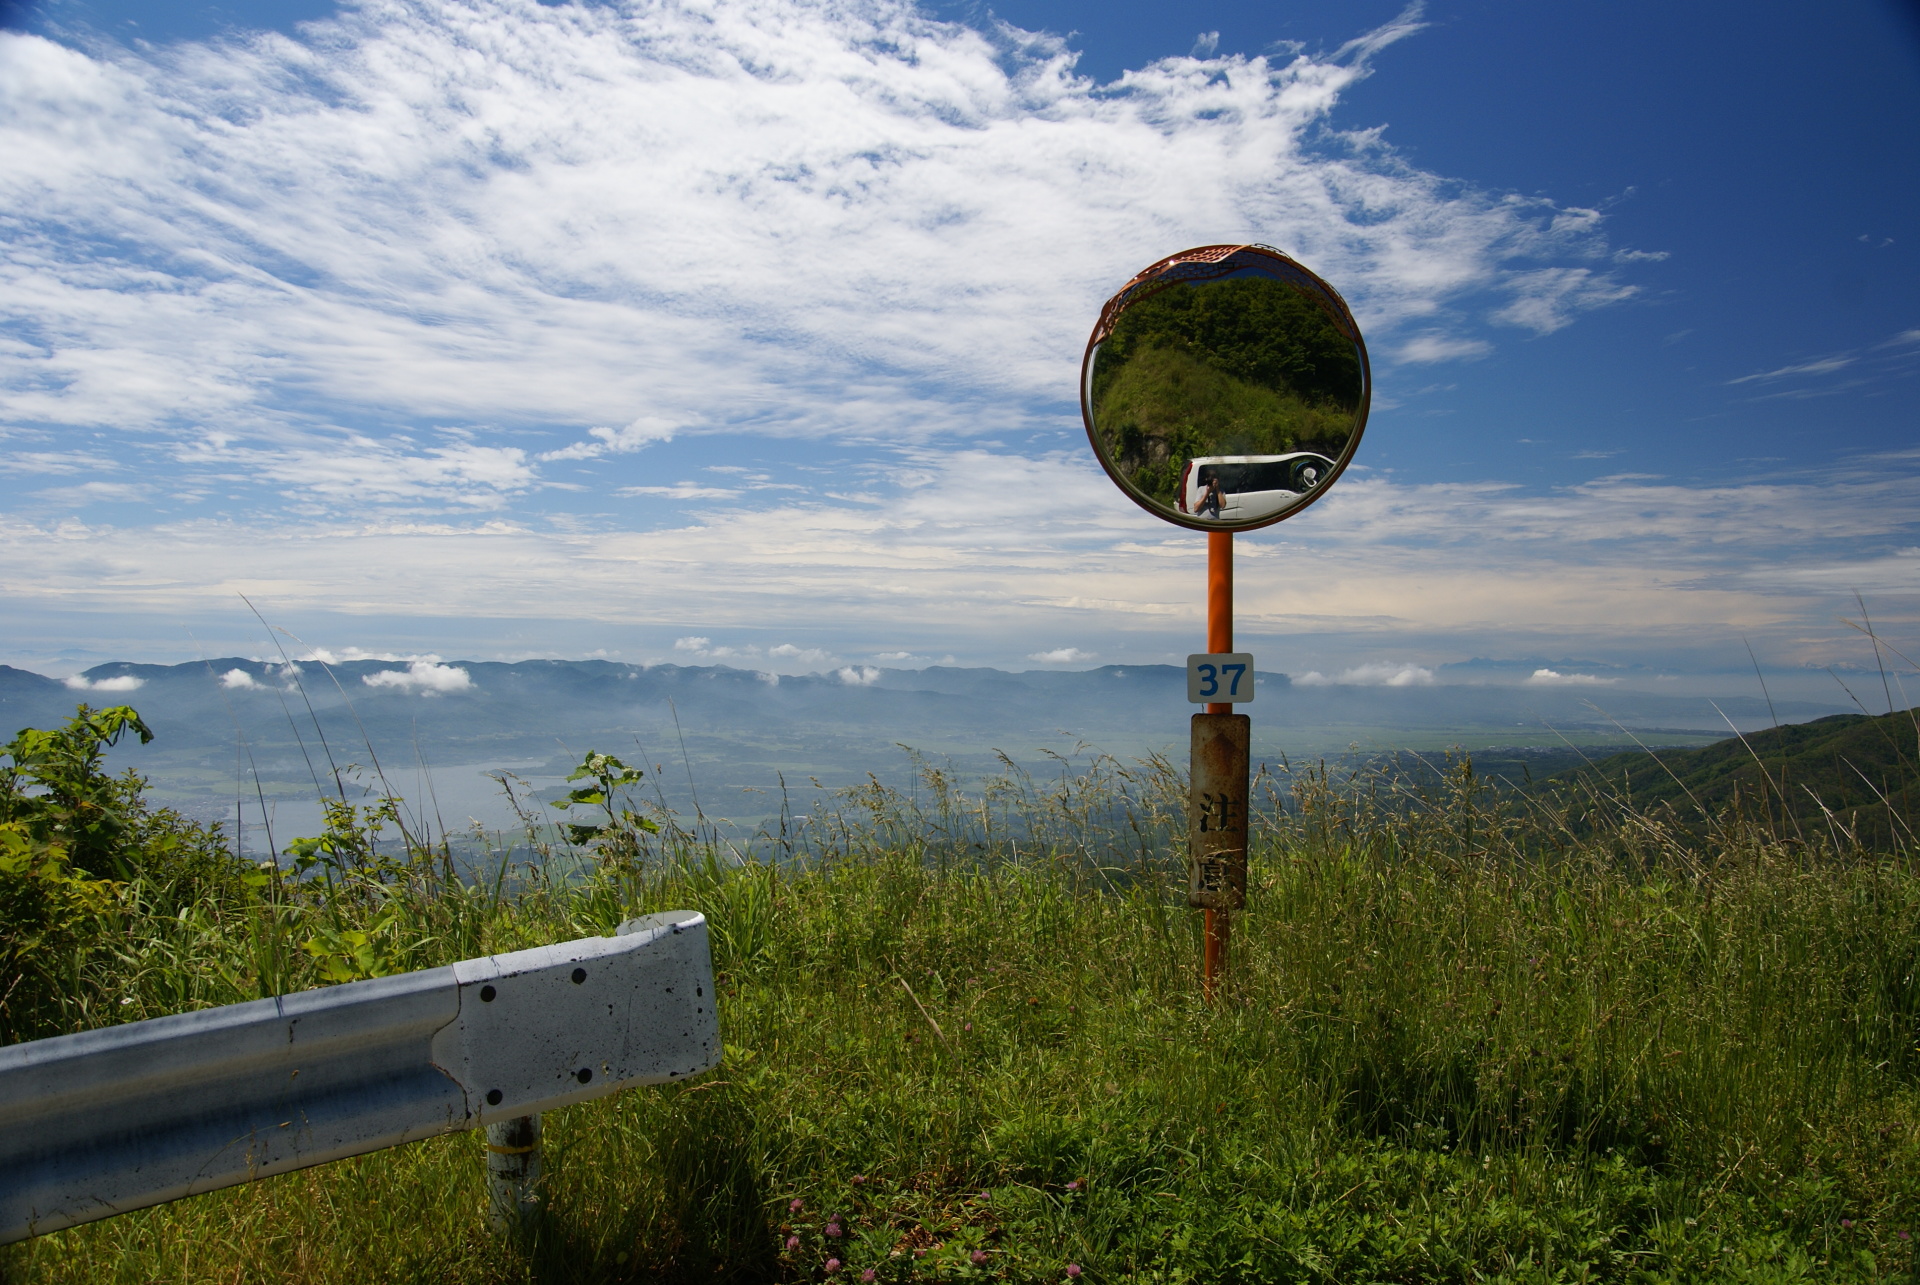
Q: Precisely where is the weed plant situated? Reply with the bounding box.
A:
[2,717,1918,1283]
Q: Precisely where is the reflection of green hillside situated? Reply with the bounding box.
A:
[1095,276,1361,410]
[1095,346,1353,505]
[1090,275,1362,508]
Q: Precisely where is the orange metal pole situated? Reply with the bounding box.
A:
[1203,530,1232,1000]
[1206,531,1232,704]
[1203,908,1229,1000]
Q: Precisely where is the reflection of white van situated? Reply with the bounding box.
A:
[1178,453,1336,522]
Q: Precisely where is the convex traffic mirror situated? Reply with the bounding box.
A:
[1081,244,1370,531]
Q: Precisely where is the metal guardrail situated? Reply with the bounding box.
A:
[0,910,720,1244]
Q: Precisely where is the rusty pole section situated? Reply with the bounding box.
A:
[1194,531,1246,1000]
[1190,712,1249,996]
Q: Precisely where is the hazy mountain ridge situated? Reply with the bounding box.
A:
[1,657,1853,847]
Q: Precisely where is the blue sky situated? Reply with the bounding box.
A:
[2,0,1917,702]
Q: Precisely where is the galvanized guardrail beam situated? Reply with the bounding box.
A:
[0,911,719,1244]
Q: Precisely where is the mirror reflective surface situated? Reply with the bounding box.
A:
[1081,245,1369,531]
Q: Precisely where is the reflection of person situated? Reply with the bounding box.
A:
[1197,468,1225,519]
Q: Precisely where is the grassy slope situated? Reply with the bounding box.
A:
[6,764,1920,1284]
[1537,707,1920,848]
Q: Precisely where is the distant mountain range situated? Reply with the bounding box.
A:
[0,658,1855,849]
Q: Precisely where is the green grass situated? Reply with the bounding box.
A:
[5,747,1920,1283]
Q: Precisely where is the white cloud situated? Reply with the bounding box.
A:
[1727,356,1855,386]
[249,441,536,510]
[618,484,743,501]
[836,665,882,685]
[2,440,1918,678]
[1364,664,1437,687]
[0,0,1634,520]
[1392,334,1492,364]
[1717,329,1920,402]
[4,445,1918,676]
[1310,469,1920,548]
[770,643,833,664]
[34,481,153,506]
[0,451,122,476]
[161,436,535,510]
[64,673,145,691]
[361,660,472,692]
[1760,545,1920,595]
[219,667,259,689]
[1525,667,1617,686]
[1493,268,1637,334]
[1028,647,1095,664]
[299,646,444,664]
[1295,663,1435,687]
[668,636,760,660]
[541,417,680,462]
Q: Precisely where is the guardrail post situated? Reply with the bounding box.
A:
[485,1114,542,1233]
